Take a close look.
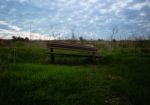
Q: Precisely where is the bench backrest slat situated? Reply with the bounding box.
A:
[47,42,98,52]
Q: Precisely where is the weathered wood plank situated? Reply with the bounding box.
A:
[47,52,101,58]
[47,42,98,52]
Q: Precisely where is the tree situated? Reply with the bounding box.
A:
[79,36,83,41]
[12,36,29,42]
[110,26,118,41]
[50,25,57,40]
[109,26,118,50]
[12,36,17,41]
[147,34,150,40]
[71,29,76,40]
[98,38,103,41]
[25,37,29,41]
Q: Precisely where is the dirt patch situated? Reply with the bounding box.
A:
[105,96,120,105]
[107,74,122,80]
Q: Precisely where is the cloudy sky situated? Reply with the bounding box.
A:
[0,0,150,40]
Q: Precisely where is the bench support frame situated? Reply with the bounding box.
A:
[50,48,55,63]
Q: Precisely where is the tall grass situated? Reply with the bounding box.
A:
[0,41,150,105]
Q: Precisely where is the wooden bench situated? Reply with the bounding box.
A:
[47,41,100,63]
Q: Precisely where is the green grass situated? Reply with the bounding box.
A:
[0,42,150,105]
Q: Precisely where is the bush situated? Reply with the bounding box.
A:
[12,36,29,42]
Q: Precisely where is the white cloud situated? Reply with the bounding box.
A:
[98,0,133,15]
[0,20,53,40]
[128,1,150,10]
[8,25,21,31]
[0,20,21,31]
[110,0,133,14]
[0,20,8,25]
[67,18,72,21]
[99,9,108,14]
[0,29,53,40]
[18,0,28,3]
[105,18,112,23]
[0,5,6,9]
[139,13,146,17]
[89,19,94,24]
[88,0,98,4]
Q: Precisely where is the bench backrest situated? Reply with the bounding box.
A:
[47,42,98,53]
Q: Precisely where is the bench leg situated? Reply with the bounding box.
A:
[92,52,96,61]
[51,48,55,63]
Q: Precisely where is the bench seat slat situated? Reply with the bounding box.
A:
[47,52,101,58]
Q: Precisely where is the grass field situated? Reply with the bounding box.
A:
[0,41,150,105]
